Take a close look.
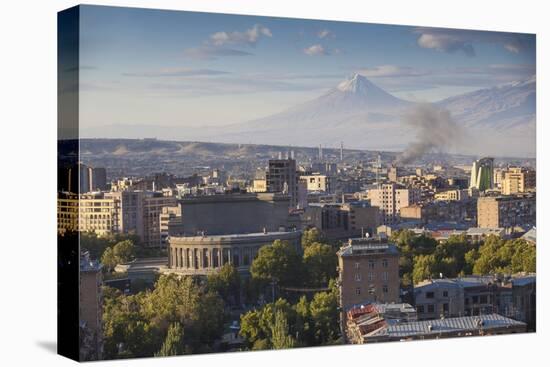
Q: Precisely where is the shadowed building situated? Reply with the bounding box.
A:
[338,237,400,310]
[179,193,292,236]
[266,158,298,208]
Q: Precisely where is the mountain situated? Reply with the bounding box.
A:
[438,75,535,130]
[436,76,535,158]
[215,74,413,149]
[81,74,536,157]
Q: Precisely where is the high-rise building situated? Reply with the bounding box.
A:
[501,167,536,195]
[90,167,107,191]
[57,192,118,235]
[160,205,184,247]
[470,157,494,191]
[143,193,178,247]
[477,194,536,228]
[388,165,400,183]
[105,190,177,247]
[266,158,298,207]
[337,237,400,309]
[367,183,420,224]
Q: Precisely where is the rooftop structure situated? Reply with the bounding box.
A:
[364,314,526,342]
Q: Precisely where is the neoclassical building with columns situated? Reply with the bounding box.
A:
[166,231,302,275]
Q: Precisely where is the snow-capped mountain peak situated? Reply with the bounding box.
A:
[337,73,376,93]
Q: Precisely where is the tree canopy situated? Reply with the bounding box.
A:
[250,240,303,287]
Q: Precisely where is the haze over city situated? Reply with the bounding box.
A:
[75,5,536,158]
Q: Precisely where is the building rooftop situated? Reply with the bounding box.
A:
[80,251,102,272]
[466,227,505,236]
[169,230,302,244]
[339,237,399,256]
[367,314,525,339]
[511,275,536,287]
[521,227,536,244]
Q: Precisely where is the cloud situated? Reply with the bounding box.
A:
[358,65,430,78]
[303,44,329,56]
[183,47,253,60]
[209,24,272,47]
[413,27,535,56]
[317,29,334,39]
[122,68,230,77]
[145,75,326,97]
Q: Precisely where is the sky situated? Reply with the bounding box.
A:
[76,5,536,129]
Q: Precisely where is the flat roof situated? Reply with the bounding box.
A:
[367,314,525,339]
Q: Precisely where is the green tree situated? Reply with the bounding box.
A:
[270,310,295,349]
[101,247,118,272]
[303,243,337,287]
[207,263,241,304]
[250,240,303,286]
[301,228,326,249]
[155,322,185,357]
[412,254,437,284]
[309,289,339,345]
[113,239,135,264]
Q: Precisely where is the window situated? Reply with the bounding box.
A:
[426,291,435,299]
[354,262,360,270]
[368,272,375,281]
[382,272,388,281]
[465,297,470,305]
[417,305,424,313]
[443,303,449,312]
[382,259,388,268]
[355,287,361,295]
[383,285,388,293]
[427,305,435,313]
[368,260,375,269]
[480,295,488,304]
[443,291,448,298]
[355,273,362,281]
[472,296,479,304]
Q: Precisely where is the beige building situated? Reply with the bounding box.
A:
[477,194,536,228]
[160,205,184,247]
[338,237,400,309]
[367,183,420,224]
[249,178,267,193]
[142,193,177,247]
[434,189,468,201]
[501,167,536,195]
[105,190,177,247]
[57,192,118,236]
[300,174,333,193]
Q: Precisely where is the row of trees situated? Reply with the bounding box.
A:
[239,281,340,350]
[391,230,536,285]
[102,274,224,359]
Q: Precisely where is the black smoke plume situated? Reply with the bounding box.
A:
[394,103,464,165]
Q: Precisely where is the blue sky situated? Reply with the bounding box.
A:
[77,5,536,128]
